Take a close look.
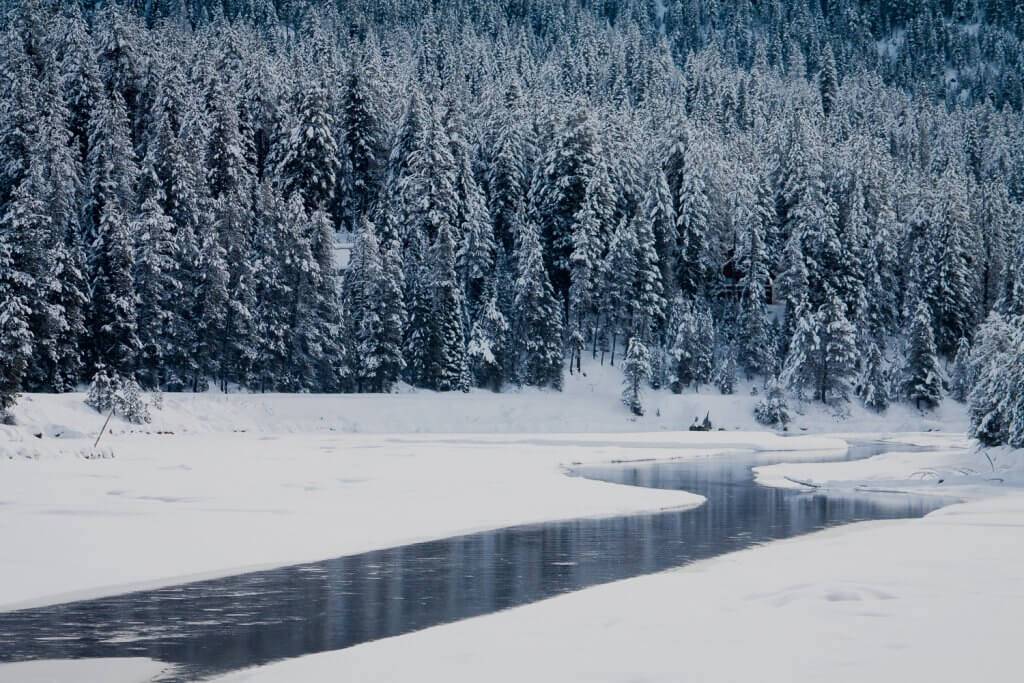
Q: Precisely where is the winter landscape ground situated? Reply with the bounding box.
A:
[4,0,1024,681]
[2,367,1022,682]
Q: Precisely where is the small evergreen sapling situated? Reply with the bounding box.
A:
[85,366,117,414]
[85,367,151,424]
[755,378,791,429]
[621,337,651,416]
[114,376,151,425]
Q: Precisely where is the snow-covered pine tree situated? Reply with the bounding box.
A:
[512,209,563,389]
[428,219,468,392]
[345,216,405,392]
[467,277,509,391]
[85,364,116,414]
[60,9,104,165]
[775,233,809,344]
[85,87,138,249]
[0,229,32,420]
[31,71,88,391]
[735,171,773,378]
[670,125,713,298]
[454,135,496,313]
[132,197,178,388]
[621,336,651,416]
[858,342,890,412]
[403,228,434,388]
[89,201,140,377]
[3,139,53,392]
[817,292,859,405]
[279,83,340,216]
[568,175,602,361]
[206,75,252,203]
[755,377,791,428]
[925,167,977,356]
[184,220,230,391]
[949,337,973,402]
[966,313,1016,446]
[781,301,819,401]
[401,102,460,245]
[993,318,1024,448]
[862,195,901,340]
[114,374,150,424]
[597,218,638,365]
[642,167,677,297]
[485,83,531,255]
[530,108,603,317]
[668,297,714,392]
[339,61,385,230]
[384,89,428,245]
[715,348,738,395]
[818,43,838,117]
[902,303,944,410]
[632,212,666,341]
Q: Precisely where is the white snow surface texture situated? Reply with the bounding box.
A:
[1,368,1020,683]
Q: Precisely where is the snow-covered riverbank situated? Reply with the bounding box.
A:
[212,432,1024,683]
[4,370,1015,683]
[1,370,863,611]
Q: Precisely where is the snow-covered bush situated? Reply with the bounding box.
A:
[85,369,151,425]
[755,378,791,429]
[114,377,151,425]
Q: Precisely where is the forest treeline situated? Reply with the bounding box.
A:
[0,0,1023,446]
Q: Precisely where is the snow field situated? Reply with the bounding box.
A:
[213,433,1024,683]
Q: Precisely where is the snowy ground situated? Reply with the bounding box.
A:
[0,658,171,683]
[4,362,969,440]
[213,432,1024,683]
[3,366,1014,682]
[1,366,855,611]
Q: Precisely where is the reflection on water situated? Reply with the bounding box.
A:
[0,443,953,681]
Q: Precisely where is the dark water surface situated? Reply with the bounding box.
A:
[0,442,953,680]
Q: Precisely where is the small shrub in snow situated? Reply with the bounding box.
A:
[114,377,151,425]
[85,369,151,425]
[85,367,117,414]
[755,378,791,429]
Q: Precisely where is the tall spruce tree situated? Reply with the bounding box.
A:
[902,303,944,410]
[339,62,384,230]
[428,220,468,392]
[279,84,340,216]
[467,277,509,391]
[0,225,32,418]
[512,209,563,389]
